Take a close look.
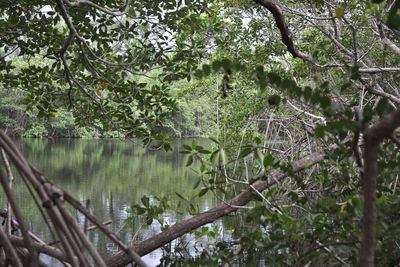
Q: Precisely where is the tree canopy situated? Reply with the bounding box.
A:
[1,0,400,266]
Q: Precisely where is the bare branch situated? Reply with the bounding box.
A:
[287,100,326,124]
[0,165,39,266]
[9,236,71,264]
[253,0,312,62]
[376,17,400,56]
[63,0,131,17]
[0,227,23,267]
[359,67,400,73]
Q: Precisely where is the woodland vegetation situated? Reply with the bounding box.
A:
[1,0,400,266]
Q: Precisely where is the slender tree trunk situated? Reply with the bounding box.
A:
[358,109,400,266]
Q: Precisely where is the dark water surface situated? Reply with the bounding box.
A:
[0,138,230,266]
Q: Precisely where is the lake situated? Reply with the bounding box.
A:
[0,138,238,266]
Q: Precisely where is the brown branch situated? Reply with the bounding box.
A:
[0,226,23,267]
[63,0,131,17]
[358,108,400,267]
[0,209,48,245]
[0,148,14,235]
[359,67,400,73]
[253,0,311,62]
[87,220,112,231]
[359,79,400,104]
[9,236,71,264]
[316,240,349,266]
[64,193,148,267]
[0,131,147,267]
[0,132,83,266]
[376,17,400,56]
[106,151,327,267]
[54,197,107,267]
[58,31,75,57]
[84,200,90,236]
[352,108,363,177]
[0,166,39,266]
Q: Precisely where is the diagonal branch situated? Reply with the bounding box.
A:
[253,0,312,62]
[63,0,131,17]
[0,166,39,266]
[105,150,327,266]
[0,227,23,267]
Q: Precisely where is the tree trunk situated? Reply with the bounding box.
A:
[358,109,400,267]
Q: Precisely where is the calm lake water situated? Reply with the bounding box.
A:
[0,138,237,266]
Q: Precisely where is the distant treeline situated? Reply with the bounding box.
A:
[0,81,217,138]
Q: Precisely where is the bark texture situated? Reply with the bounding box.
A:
[358,109,400,267]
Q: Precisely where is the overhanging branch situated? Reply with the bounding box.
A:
[105,150,327,266]
[253,0,312,62]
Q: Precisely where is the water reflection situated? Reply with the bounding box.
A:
[0,138,228,266]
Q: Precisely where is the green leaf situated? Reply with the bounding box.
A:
[256,149,264,164]
[211,150,220,166]
[141,196,150,207]
[267,72,281,85]
[209,137,220,144]
[183,144,192,151]
[194,69,203,78]
[193,178,201,190]
[220,148,227,165]
[212,60,221,71]
[175,192,187,201]
[163,143,172,151]
[186,155,193,166]
[202,64,211,76]
[263,154,274,167]
[315,125,325,138]
[220,58,231,71]
[200,164,206,172]
[198,187,209,197]
[239,147,253,158]
[319,96,331,109]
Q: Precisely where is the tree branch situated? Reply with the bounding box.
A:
[253,0,311,62]
[63,0,131,17]
[0,227,23,267]
[9,236,71,264]
[105,151,327,266]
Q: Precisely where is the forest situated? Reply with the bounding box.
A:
[1,0,400,266]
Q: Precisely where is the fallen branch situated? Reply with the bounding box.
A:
[106,151,327,266]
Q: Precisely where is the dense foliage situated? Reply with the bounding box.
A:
[1,0,400,266]
[0,75,217,138]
